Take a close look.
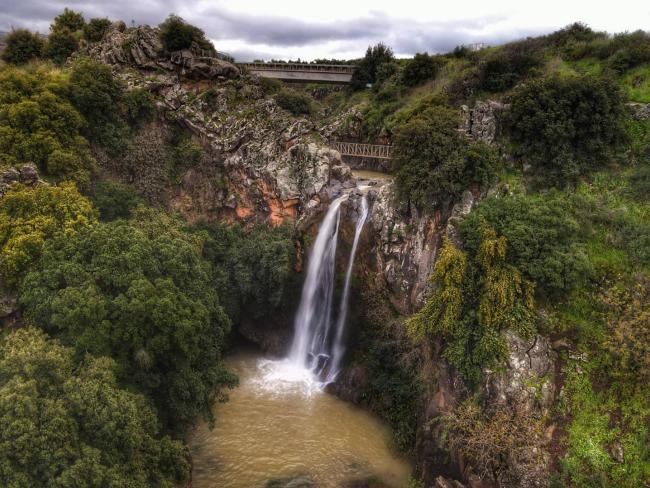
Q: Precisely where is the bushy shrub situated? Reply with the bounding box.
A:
[400,52,443,87]
[91,180,143,221]
[159,15,213,53]
[408,227,536,383]
[124,87,156,125]
[460,194,591,296]
[479,38,544,91]
[351,43,395,89]
[275,89,313,115]
[51,8,85,34]
[0,183,96,288]
[67,58,128,152]
[0,67,97,185]
[21,210,237,430]
[199,222,295,322]
[1,29,44,65]
[503,74,627,184]
[83,17,111,43]
[0,328,190,487]
[43,28,79,65]
[392,106,502,210]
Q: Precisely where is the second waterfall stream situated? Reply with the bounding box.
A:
[263,192,370,389]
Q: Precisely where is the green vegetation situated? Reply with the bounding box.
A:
[503,75,627,184]
[0,328,190,487]
[21,210,237,430]
[0,67,97,186]
[0,29,44,65]
[159,14,213,53]
[0,183,96,288]
[90,180,143,221]
[392,105,501,210]
[351,43,395,89]
[83,17,112,43]
[400,52,444,87]
[275,88,314,115]
[199,223,295,322]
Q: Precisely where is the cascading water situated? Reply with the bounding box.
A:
[260,191,370,390]
[288,195,345,373]
[286,192,369,382]
[326,195,369,382]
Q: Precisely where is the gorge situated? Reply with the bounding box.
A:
[0,9,648,488]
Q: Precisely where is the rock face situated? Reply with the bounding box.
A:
[460,101,508,144]
[627,102,650,120]
[0,163,42,197]
[87,22,239,80]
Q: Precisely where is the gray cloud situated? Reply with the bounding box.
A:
[0,0,561,60]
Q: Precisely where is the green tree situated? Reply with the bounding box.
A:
[83,17,111,43]
[51,8,85,34]
[1,29,44,65]
[21,210,237,430]
[0,183,96,288]
[0,328,190,487]
[67,58,128,151]
[159,15,213,52]
[44,29,79,65]
[91,180,143,221]
[351,43,395,89]
[392,106,501,210]
[503,74,627,184]
[459,194,591,296]
[401,52,443,87]
[0,67,96,185]
[199,222,295,322]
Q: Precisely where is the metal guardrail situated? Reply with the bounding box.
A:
[331,142,393,160]
[238,62,356,74]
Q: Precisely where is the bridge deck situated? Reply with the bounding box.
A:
[238,62,356,74]
[331,142,393,160]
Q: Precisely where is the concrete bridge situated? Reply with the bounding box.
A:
[238,63,356,84]
[331,142,393,159]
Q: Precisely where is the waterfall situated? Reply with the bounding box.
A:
[288,196,345,371]
[326,195,369,382]
[288,193,369,382]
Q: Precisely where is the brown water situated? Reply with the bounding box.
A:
[351,169,393,181]
[189,352,412,488]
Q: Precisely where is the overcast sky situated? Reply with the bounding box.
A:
[1,0,648,61]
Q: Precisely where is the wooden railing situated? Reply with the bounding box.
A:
[331,142,393,159]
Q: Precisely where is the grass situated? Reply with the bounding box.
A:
[621,63,650,103]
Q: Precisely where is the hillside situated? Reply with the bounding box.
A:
[0,10,648,488]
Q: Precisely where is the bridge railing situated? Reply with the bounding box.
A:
[239,62,356,74]
[331,142,393,160]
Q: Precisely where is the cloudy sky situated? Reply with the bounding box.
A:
[1,0,648,61]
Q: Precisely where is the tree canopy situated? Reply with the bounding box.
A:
[21,210,237,430]
[0,328,190,487]
[0,29,44,65]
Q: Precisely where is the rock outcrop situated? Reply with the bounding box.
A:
[627,102,650,120]
[460,101,508,144]
[0,163,42,197]
[86,22,239,80]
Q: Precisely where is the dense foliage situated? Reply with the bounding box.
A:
[0,29,44,65]
[159,15,213,53]
[407,228,536,384]
[351,43,395,89]
[275,89,313,115]
[0,67,96,186]
[199,223,295,322]
[90,179,143,221]
[503,75,627,184]
[21,210,237,430]
[400,52,443,87]
[83,18,111,43]
[0,328,190,487]
[459,194,591,296]
[478,38,544,91]
[392,105,502,209]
